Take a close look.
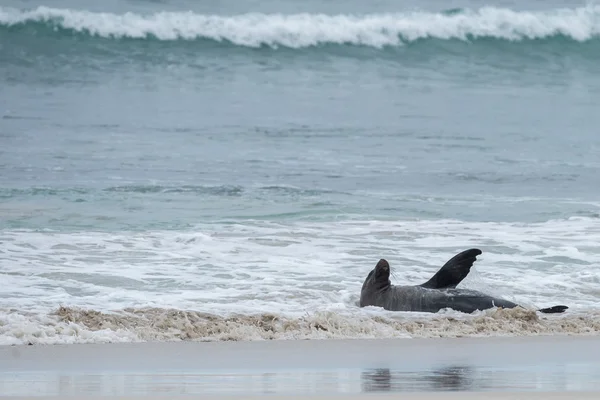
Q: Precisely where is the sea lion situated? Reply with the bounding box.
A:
[359,248,568,314]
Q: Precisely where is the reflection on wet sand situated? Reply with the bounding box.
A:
[362,366,474,392]
[3,363,594,397]
[360,364,595,393]
[0,363,596,397]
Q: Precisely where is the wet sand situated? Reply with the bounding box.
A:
[1,394,599,400]
[1,335,600,398]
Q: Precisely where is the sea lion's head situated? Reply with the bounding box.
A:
[359,259,392,307]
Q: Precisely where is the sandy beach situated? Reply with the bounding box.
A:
[1,335,600,398]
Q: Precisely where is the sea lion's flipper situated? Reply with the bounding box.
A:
[419,248,483,289]
[538,305,568,314]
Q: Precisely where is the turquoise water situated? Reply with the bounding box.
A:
[1,1,600,345]
[2,1,600,230]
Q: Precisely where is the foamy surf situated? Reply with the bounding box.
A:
[1,5,600,46]
[1,306,599,346]
[1,217,599,345]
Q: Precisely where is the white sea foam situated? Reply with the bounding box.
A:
[1,6,600,47]
[1,217,600,345]
[2,306,600,346]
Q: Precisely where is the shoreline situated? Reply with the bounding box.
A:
[4,331,600,346]
[1,335,600,397]
[5,334,600,368]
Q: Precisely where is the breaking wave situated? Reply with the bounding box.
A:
[1,5,600,48]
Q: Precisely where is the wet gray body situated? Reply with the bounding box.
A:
[359,248,567,315]
[365,284,518,314]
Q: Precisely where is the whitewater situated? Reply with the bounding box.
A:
[1,5,600,46]
[2,217,600,345]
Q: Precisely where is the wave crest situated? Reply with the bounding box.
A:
[1,6,600,48]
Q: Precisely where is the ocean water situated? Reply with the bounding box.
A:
[1,0,600,345]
